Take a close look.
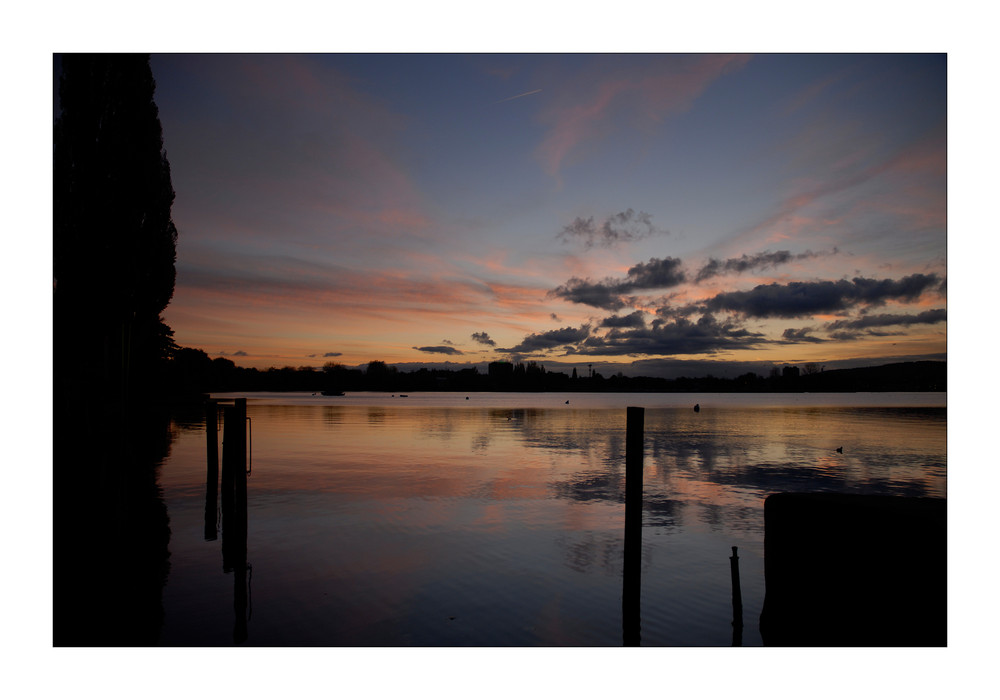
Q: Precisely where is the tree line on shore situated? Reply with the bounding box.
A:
[164,346,946,397]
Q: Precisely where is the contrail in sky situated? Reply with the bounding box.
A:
[495,88,542,104]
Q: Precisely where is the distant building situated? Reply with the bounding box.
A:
[488,361,514,379]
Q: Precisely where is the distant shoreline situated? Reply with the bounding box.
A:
[168,359,945,398]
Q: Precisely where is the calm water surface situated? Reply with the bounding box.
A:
[157,392,946,646]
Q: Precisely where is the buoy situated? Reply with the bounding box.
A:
[836,446,843,454]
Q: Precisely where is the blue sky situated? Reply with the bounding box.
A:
[143,53,947,377]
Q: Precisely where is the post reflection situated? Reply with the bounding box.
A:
[204,400,219,541]
[622,407,643,646]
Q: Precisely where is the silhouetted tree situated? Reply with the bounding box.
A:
[53,54,178,645]
[54,53,178,410]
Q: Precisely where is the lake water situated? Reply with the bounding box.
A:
[155,391,946,646]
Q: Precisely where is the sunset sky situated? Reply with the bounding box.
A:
[147,53,946,377]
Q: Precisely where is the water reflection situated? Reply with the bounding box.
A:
[204,401,219,541]
[158,397,945,646]
[53,407,174,646]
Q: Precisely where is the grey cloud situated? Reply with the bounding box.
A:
[497,325,591,354]
[549,278,630,310]
[600,310,647,328]
[849,274,940,304]
[701,273,941,319]
[413,345,464,355]
[780,327,828,343]
[557,208,662,249]
[323,351,343,357]
[624,257,687,289]
[577,314,763,356]
[695,249,838,282]
[471,331,496,347]
[549,256,686,310]
[825,308,946,331]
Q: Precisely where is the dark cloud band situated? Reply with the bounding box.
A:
[695,248,838,282]
[701,273,941,318]
[550,256,686,310]
[413,345,464,355]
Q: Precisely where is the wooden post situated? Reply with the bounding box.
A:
[220,399,249,641]
[233,398,247,534]
[623,406,644,646]
[730,546,744,646]
[232,399,248,643]
[220,405,236,572]
[204,400,218,541]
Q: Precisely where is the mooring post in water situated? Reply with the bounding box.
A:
[232,398,249,643]
[220,399,249,641]
[204,400,219,541]
[623,406,644,646]
[233,398,247,532]
[220,405,236,571]
[730,545,744,646]
[220,401,247,570]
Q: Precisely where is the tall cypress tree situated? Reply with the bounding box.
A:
[54,53,177,411]
[53,55,176,645]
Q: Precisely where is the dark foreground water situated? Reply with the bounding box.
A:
[156,392,945,646]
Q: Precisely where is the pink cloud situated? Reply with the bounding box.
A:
[536,55,751,177]
[168,55,432,249]
[780,64,857,115]
[721,123,945,258]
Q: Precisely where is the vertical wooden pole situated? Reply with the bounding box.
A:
[730,546,744,646]
[623,406,644,646]
[204,400,218,541]
[232,398,248,643]
[233,398,247,533]
[220,399,249,641]
[233,399,247,644]
[220,406,236,572]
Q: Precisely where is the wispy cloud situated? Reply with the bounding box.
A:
[779,327,828,344]
[825,308,946,331]
[695,249,839,282]
[557,209,664,250]
[159,55,432,256]
[535,55,751,177]
[495,88,541,104]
